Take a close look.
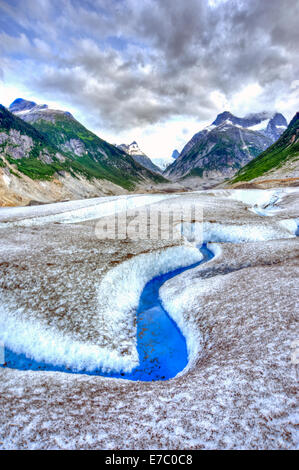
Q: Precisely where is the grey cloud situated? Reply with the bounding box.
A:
[0,0,298,130]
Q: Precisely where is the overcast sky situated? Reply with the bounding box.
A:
[0,0,298,160]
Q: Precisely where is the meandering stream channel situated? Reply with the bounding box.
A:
[1,244,214,381]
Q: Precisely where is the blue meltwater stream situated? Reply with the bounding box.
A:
[1,244,214,381]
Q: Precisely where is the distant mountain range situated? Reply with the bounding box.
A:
[165,111,288,181]
[231,111,299,184]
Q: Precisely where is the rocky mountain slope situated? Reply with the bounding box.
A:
[165,111,287,183]
[10,99,166,187]
[231,112,299,186]
[0,100,166,206]
[117,141,162,174]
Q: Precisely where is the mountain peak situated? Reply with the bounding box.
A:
[210,110,287,140]
[119,141,144,156]
[116,142,162,174]
[270,112,288,126]
[9,98,75,123]
[9,98,49,115]
[212,111,235,126]
[9,98,38,113]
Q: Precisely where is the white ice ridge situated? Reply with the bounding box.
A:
[0,305,135,373]
[0,245,202,374]
[202,220,297,243]
[0,193,174,226]
[96,244,203,369]
[160,217,297,374]
[225,188,299,217]
[196,188,299,215]
[226,188,297,216]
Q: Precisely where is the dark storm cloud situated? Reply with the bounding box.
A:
[0,0,298,130]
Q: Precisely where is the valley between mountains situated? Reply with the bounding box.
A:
[1,98,298,207]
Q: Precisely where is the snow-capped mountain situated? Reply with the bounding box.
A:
[210,111,287,141]
[165,111,288,181]
[118,141,143,157]
[117,141,162,174]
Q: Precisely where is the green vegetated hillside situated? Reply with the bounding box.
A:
[0,105,69,180]
[1,101,166,190]
[232,112,299,182]
[32,113,166,189]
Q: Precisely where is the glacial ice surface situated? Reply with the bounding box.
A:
[0,245,202,373]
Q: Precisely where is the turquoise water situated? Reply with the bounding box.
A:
[1,244,214,381]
